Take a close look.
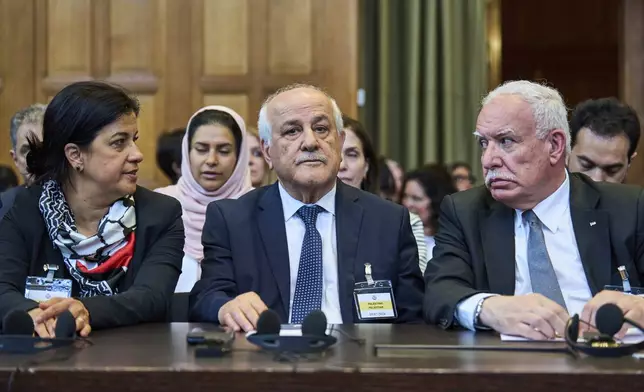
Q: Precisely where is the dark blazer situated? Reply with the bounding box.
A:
[424,173,644,328]
[190,181,424,324]
[0,185,184,330]
[0,185,21,220]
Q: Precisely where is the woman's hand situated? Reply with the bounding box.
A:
[35,298,92,337]
[27,308,57,338]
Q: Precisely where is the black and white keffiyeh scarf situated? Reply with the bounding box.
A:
[39,180,137,297]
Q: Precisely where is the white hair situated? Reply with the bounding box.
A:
[258,84,344,145]
[482,80,571,156]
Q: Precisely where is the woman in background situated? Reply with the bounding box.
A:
[402,164,456,271]
[338,116,428,272]
[156,106,252,292]
[0,81,183,336]
[450,161,476,191]
[156,128,185,185]
[247,126,271,187]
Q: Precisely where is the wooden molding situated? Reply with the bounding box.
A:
[42,72,159,95]
[199,75,252,93]
[106,72,159,94]
[0,77,3,93]
[42,74,94,95]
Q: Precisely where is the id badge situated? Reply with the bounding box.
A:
[25,277,72,302]
[24,264,72,302]
[604,266,644,296]
[604,285,644,296]
[353,263,398,321]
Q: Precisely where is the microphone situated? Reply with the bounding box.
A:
[302,310,327,336]
[595,303,624,337]
[256,309,281,335]
[55,311,77,338]
[247,309,337,354]
[0,310,81,354]
[3,310,35,336]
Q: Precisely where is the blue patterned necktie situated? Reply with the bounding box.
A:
[523,210,567,309]
[291,205,324,324]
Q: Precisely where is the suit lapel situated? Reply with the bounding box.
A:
[480,195,516,295]
[335,182,363,322]
[569,175,610,295]
[257,184,291,317]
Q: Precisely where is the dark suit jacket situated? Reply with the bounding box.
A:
[0,185,184,330]
[0,186,21,221]
[424,173,644,328]
[190,181,424,324]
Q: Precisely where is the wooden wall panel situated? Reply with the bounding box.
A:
[621,0,644,186]
[136,95,159,185]
[0,0,36,169]
[203,0,248,76]
[268,0,312,75]
[47,0,92,77]
[203,94,250,124]
[107,0,165,186]
[312,0,358,118]
[0,0,358,187]
[110,0,155,73]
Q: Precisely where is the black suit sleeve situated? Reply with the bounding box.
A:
[189,202,237,322]
[424,195,481,328]
[80,203,183,329]
[0,206,41,323]
[394,208,425,323]
[636,188,644,283]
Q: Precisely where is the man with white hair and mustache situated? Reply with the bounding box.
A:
[424,80,644,340]
[190,84,424,330]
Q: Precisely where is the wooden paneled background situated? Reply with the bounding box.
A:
[0,0,358,187]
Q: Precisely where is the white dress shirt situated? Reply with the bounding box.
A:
[175,254,201,293]
[278,182,343,324]
[456,172,593,330]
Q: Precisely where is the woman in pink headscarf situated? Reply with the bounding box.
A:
[156,106,253,292]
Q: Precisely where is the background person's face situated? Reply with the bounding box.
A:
[452,166,474,191]
[402,179,431,227]
[338,128,368,188]
[247,134,268,187]
[568,127,631,183]
[189,123,238,192]
[10,123,43,184]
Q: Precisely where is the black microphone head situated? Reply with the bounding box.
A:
[302,310,327,336]
[55,311,76,338]
[596,303,624,337]
[3,310,35,335]
[256,309,281,335]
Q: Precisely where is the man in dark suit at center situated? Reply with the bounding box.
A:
[190,84,424,330]
[425,80,644,340]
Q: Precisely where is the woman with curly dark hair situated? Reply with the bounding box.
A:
[402,164,457,270]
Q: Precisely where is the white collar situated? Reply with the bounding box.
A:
[515,171,570,233]
[278,182,336,221]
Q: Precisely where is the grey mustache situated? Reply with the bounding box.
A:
[296,154,328,164]
[485,170,516,187]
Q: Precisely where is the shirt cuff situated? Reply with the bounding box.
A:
[454,293,497,331]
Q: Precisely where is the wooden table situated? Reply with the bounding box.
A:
[0,323,642,392]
